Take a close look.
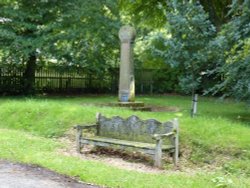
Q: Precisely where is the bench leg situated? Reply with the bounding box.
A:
[76,129,82,153]
[154,139,162,168]
[173,135,179,166]
[173,118,179,167]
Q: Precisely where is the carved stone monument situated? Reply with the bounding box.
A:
[118,25,136,102]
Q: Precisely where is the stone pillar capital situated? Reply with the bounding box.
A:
[119,25,136,43]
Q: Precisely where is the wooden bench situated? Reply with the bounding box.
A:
[75,113,179,168]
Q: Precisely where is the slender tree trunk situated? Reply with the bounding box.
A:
[23,53,36,95]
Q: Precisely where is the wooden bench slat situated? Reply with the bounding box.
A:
[81,136,174,151]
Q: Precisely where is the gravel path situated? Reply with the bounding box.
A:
[0,160,100,188]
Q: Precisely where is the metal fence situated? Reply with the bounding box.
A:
[0,66,158,94]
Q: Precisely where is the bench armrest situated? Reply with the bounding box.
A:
[152,132,175,140]
[75,124,97,153]
[74,124,97,130]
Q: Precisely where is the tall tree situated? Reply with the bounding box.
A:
[207,0,250,102]
[120,0,250,103]
[119,0,167,29]
[0,0,120,94]
[199,0,232,29]
[149,1,216,95]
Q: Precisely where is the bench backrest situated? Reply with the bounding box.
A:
[96,113,177,143]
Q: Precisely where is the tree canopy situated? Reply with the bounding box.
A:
[0,0,249,102]
[121,0,250,102]
[0,0,120,93]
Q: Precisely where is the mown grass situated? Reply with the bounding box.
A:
[0,129,249,188]
[0,95,249,187]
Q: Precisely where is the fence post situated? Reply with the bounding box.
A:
[141,83,144,94]
[150,81,153,95]
[191,94,198,118]
[59,75,62,91]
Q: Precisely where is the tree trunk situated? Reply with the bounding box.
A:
[23,53,36,95]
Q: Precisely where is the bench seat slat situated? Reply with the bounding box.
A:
[81,136,174,151]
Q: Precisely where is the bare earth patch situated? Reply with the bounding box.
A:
[149,106,180,112]
[58,131,224,175]
[81,103,180,112]
[58,137,163,174]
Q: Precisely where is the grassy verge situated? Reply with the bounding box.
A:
[0,129,249,188]
[0,95,249,187]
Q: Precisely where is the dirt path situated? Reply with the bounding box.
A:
[0,160,100,188]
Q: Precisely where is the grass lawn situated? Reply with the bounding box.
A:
[0,95,249,187]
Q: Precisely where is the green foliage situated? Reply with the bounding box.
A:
[0,0,120,94]
[211,176,233,188]
[206,0,250,102]
[151,1,216,94]
[123,0,249,102]
[219,39,250,101]
[151,67,182,93]
[1,0,250,101]
[119,0,167,29]
[199,0,232,28]
[0,0,120,67]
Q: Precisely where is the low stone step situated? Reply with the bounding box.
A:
[109,101,145,107]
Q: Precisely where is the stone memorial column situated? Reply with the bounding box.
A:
[118,25,136,102]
